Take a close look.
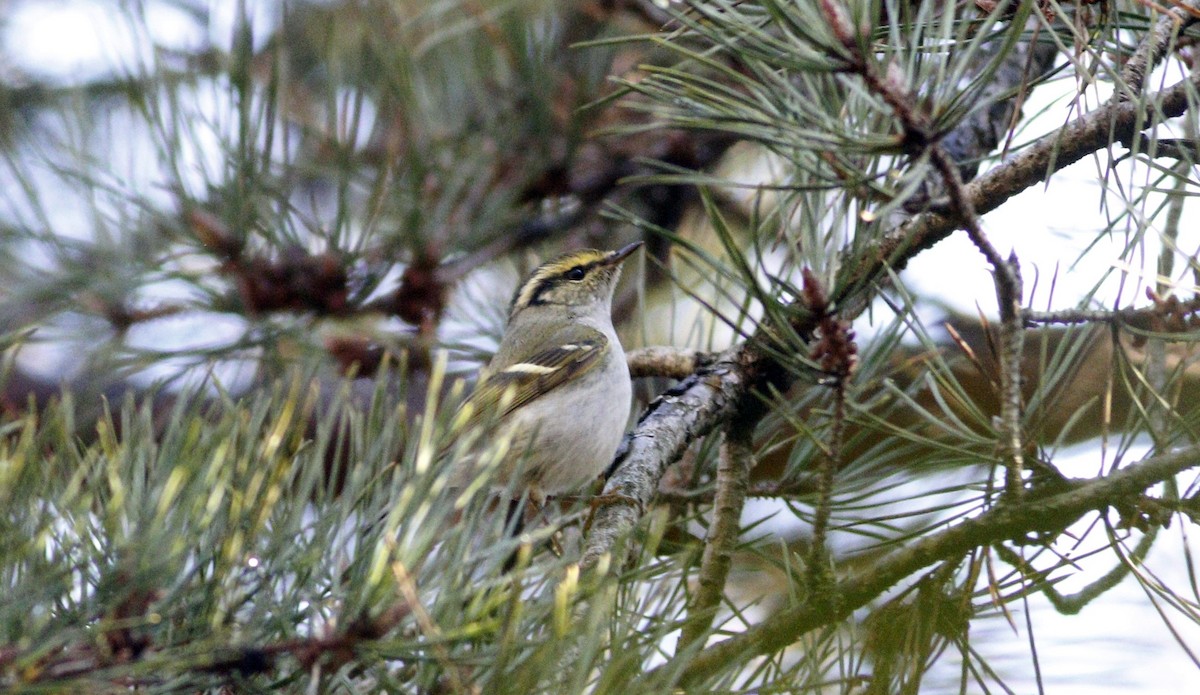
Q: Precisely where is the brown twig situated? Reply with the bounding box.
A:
[656,478,820,504]
[1121,0,1200,99]
[626,346,718,379]
[677,423,755,650]
[930,147,1026,500]
[8,600,414,689]
[1024,294,1200,332]
[803,270,857,588]
[825,0,1029,496]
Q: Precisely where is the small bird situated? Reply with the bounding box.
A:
[455,242,642,506]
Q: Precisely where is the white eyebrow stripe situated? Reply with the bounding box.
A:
[502,363,558,374]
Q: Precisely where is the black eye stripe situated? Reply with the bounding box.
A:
[525,278,553,306]
[512,258,602,311]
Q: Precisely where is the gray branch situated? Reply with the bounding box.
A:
[582,350,747,568]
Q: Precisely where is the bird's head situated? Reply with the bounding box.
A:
[508,242,643,320]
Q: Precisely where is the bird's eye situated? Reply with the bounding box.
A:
[566,266,586,281]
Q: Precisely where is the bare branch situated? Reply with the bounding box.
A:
[582,351,751,568]
[627,346,718,379]
[1024,295,1200,332]
[1121,0,1200,98]
[678,424,755,650]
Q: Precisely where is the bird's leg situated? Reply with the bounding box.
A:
[500,498,527,574]
[527,488,547,521]
[582,491,643,535]
[525,489,571,558]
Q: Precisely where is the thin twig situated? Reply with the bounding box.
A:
[1024,296,1200,330]
[626,346,718,379]
[11,601,415,688]
[1024,307,1147,325]
[1121,0,1200,99]
[807,382,843,586]
[824,0,1030,496]
[928,148,1027,497]
[802,270,857,589]
[993,531,1157,615]
[656,478,819,504]
[677,424,755,650]
[996,254,1026,497]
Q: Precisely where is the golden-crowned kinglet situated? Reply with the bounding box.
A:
[456,242,642,503]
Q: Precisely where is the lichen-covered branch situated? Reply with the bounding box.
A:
[626,346,718,379]
[582,351,750,568]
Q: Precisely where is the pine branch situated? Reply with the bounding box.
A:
[585,35,1200,573]
[668,443,1200,686]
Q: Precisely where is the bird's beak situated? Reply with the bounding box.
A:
[604,241,644,266]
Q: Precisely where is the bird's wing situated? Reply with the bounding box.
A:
[457,325,609,431]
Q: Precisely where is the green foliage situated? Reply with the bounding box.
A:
[0,367,695,692]
[3,0,1200,692]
